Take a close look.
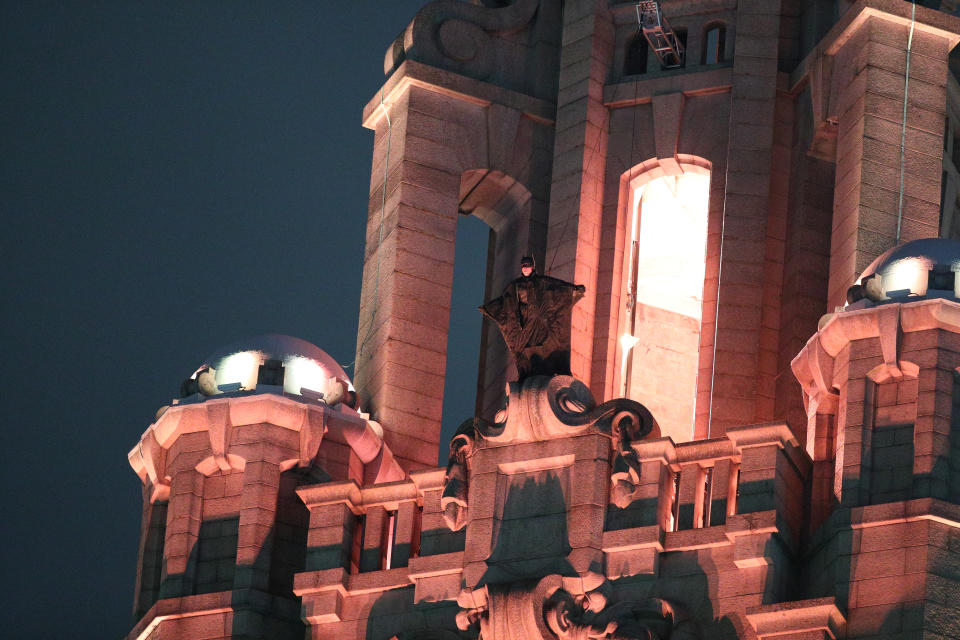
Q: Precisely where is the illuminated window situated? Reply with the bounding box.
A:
[619,171,710,443]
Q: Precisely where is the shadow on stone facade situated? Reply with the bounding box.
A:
[483,474,574,582]
[364,588,468,640]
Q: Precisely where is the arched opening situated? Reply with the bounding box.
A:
[618,165,711,443]
[624,32,648,76]
[439,214,489,463]
[701,23,726,65]
[439,169,538,464]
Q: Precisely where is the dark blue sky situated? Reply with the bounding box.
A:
[0,2,487,636]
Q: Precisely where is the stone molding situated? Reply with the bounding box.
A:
[129,393,403,503]
[440,374,656,527]
[746,597,845,640]
[788,0,960,161]
[793,299,960,397]
[362,59,555,130]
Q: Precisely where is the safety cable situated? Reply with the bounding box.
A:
[896,1,917,243]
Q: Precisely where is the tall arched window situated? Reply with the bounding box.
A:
[624,32,648,76]
[701,23,726,65]
[619,169,710,443]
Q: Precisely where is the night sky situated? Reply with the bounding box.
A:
[1,3,489,636]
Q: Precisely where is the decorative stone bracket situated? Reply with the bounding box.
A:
[440,375,657,529]
[387,0,539,79]
[129,394,404,503]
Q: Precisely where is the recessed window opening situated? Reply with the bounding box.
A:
[624,32,649,75]
[620,171,710,443]
[383,510,398,570]
[701,467,713,527]
[669,472,681,531]
[440,215,489,465]
[702,24,725,65]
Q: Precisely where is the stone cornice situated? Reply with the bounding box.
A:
[128,394,404,503]
[793,299,960,410]
[361,59,555,129]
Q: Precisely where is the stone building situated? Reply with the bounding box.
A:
[125,1,960,639]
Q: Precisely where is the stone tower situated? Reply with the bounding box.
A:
[126,2,960,640]
[350,0,960,462]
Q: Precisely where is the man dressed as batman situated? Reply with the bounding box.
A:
[480,255,586,381]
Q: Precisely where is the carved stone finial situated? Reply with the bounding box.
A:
[440,419,478,531]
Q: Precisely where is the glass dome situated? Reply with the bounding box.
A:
[847,238,960,307]
[183,334,353,402]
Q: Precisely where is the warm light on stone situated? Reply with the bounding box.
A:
[124,2,960,639]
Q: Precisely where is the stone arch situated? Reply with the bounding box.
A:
[609,156,713,443]
[457,168,541,423]
[353,81,552,470]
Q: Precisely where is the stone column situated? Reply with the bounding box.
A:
[545,0,614,389]
[826,10,955,308]
[354,84,467,470]
[710,0,782,434]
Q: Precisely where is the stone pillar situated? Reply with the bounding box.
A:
[353,84,467,470]
[545,0,614,390]
[825,10,955,308]
[159,469,203,598]
[235,457,283,591]
[710,0,782,434]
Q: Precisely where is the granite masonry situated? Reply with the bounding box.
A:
[125,2,960,639]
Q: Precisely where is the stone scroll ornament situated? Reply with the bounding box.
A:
[440,377,658,531]
[395,0,540,80]
[455,575,697,640]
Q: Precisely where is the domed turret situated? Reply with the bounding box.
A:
[179,333,355,407]
[846,238,960,308]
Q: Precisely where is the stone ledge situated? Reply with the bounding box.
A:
[362,59,556,128]
[407,551,465,579]
[746,597,846,640]
[603,67,734,108]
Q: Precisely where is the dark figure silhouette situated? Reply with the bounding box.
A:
[480,256,585,380]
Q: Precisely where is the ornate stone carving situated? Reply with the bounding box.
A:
[441,418,478,531]
[440,375,657,527]
[387,0,540,81]
[455,575,695,640]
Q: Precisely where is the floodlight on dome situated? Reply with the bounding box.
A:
[284,356,329,397]
[216,351,259,390]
